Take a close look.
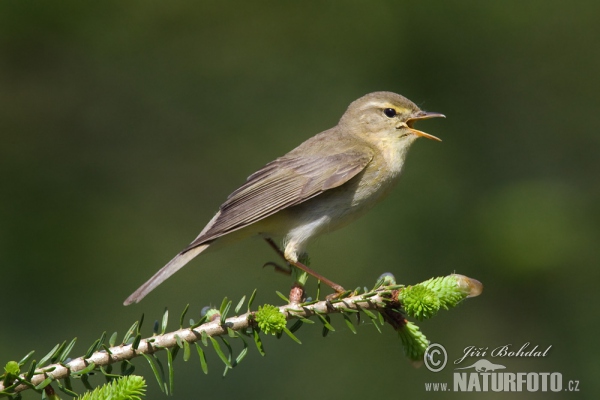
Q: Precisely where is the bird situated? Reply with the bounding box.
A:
[124,91,444,305]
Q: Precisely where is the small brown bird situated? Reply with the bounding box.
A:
[124,91,444,305]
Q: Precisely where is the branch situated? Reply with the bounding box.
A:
[0,273,482,397]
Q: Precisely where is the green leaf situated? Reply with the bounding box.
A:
[183,341,191,362]
[179,304,190,329]
[81,374,93,391]
[108,332,118,347]
[34,376,53,390]
[101,363,112,381]
[372,276,385,290]
[234,296,246,314]
[195,344,208,375]
[57,337,77,363]
[83,339,100,359]
[222,333,241,376]
[296,316,314,324]
[25,360,37,382]
[285,307,304,314]
[282,327,302,344]
[222,364,229,378]
[175,335,184,349]
[167,349,175,395]
[252,329,265,356]
[275,291,289,303]
[201,331,209,347]
[56,377,78,397]
[56,379,78,398]
[247,289,258,312]
[132,334,142,351]
[388,284,405,290]
[161,308,169,335]
[220,337,234,367]
[155,357,168,395]
[124,361,136,376]
[288,319,303,333]
[14,375,36,390]
[137,313,145,334]
[100,365,122,379]
[233,333,249,367]
[142,354,165,393]
[50,340,67,364]
[62,375,75,394]
[123,321,139,345]
[84,332,105,359]
[72,362,96,376]
[120,360,128,375]
[316,279,321,300]
[317,315,335,332]
[171,345,180,363]
[343,314,357,334]
[18,351,35,367]
[38,344,60,368]
[220,300,232,326]
[219,297,229,316]
[190,315,208,330]
[361,309,377,320]
[209,337,232,368]
[371,318,382,334]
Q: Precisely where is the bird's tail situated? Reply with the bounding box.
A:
[123,244,210,305]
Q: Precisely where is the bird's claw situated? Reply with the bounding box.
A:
[263,261,292,276]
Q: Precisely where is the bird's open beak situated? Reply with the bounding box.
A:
[406,111,445,142]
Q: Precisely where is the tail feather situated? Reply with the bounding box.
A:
[123,244,209,305]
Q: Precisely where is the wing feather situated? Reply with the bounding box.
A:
[189,150,373,246]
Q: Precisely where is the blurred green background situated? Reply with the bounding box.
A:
[1,1,598,399]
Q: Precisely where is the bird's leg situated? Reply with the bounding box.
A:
[263,238,304,304]
[264,237,286,259]
[263,238,346,294]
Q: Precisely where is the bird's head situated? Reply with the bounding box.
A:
[339,91,445,144]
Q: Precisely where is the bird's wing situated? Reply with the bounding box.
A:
[186,150,373,248]
[125,147,372,305]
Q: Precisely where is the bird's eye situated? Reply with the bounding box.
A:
[383,108,397,118]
